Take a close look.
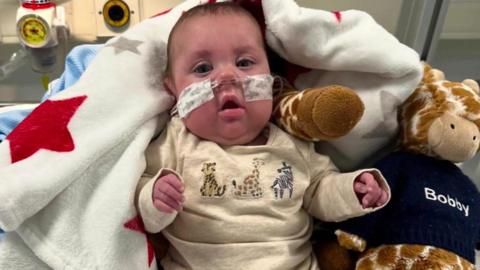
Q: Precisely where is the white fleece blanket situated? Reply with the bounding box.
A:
[0,0,422,269]
[261,1,422,170]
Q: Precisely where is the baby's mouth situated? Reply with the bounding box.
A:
[221,100,241,110]
[220,96,244,111]
[218,95,245,120]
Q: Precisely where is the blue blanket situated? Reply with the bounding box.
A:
[0,44,102,141]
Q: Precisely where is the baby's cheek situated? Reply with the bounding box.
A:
[246,100,272,121]
[182,101,217,136]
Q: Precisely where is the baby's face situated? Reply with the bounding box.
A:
[166,13,272,145]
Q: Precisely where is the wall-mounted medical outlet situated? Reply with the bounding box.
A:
[94,0,140,37]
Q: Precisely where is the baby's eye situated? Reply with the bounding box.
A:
[236,58,255,68]
[193,63,213,74]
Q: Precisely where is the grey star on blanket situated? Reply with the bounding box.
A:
[106,37,143,55]
[362,91,402,138]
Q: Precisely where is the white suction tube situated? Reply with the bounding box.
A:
[0,48,29,81]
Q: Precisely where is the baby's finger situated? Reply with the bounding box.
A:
[153,198,176,213]
[362,173,378,188]
[376,190,389,206]
[154,192,183,212]
[163,174,184,193]
[156,182,184,203]
[354,181,368,194]
[369,185,382,202]
[361,193,373,208]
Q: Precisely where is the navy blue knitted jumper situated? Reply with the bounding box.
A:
[337,151,480,263]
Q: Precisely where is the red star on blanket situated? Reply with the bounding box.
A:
[124,215,155,267]
[332,11,342,22]
[152,7,171,17]
[7,96,87,163]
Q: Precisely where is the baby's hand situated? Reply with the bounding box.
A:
[152,174,185,213]
[354,172,388,209]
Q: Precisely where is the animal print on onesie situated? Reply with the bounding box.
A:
[200,162,226,198]
[271,162,294,199]
[231,158,265,198]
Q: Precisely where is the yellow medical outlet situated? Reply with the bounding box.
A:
[103,0,131,28]
[17,15,49,48]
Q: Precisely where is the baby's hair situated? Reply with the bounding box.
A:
[164,2,262,77]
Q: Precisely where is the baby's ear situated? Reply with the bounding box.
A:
[163,76,176,96]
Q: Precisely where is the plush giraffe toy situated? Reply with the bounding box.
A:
[316,63,480,270]
[272,77,365,141]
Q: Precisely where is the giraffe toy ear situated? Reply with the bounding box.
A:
[421,62,445,83]
[430,69,445,81]
[462,79,480,94]
[312,229,357,270]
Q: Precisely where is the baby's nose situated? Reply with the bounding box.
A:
[214,79,242,95]
[213,66,243,93]
[215,64,240,82]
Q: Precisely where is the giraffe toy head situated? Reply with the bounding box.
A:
[398,63,480,162]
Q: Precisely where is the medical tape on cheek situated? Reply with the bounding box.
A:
[176,74,274,118]
[177,79,215,118]
[242,74,274,102]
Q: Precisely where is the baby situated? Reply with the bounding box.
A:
[136,2,390,269]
